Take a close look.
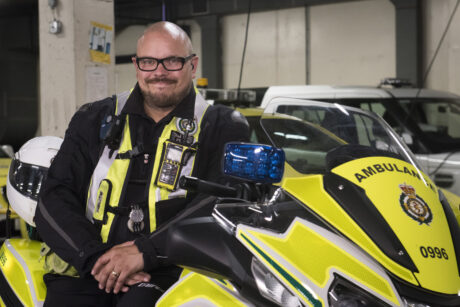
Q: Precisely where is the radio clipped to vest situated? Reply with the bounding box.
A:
[156,140,197,191]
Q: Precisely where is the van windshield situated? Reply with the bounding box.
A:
[397,99,460,152]
[304,97,460,154]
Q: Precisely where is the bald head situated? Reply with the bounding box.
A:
[133,21,198,122]
[137,21,193,54]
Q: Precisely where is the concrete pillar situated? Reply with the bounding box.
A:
[390,0,422,86]
[195,15,222,89]
[38,0,115,137]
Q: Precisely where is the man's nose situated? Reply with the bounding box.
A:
[154,62,169,74]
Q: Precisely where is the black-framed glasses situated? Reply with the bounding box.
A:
[134,54,196,72]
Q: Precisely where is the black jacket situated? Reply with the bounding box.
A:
[35,84,250,277]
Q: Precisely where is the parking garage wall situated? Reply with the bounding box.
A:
[114,0,460,95]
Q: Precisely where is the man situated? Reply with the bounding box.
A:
[35,21,249,306]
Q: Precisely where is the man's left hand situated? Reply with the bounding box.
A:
[91,241,147,294]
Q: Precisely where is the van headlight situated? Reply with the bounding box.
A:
[251,257,303,307]
[328,275,390,307]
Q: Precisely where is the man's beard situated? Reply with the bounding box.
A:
[141,78,191,110]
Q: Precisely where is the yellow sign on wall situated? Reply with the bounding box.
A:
[89,21,113,64]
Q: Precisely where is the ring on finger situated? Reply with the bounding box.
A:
[111,271,119,278]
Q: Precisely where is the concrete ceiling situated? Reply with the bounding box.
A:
[0,0,360,31]
[114,0,360,33]
[0,0,36,17]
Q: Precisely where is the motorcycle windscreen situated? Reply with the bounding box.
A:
[259,98,421,176]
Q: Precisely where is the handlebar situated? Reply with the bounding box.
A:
[179,176,237,198]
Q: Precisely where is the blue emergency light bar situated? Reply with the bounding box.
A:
[223,143,285,183]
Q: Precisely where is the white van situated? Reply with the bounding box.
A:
[259,81,460,194]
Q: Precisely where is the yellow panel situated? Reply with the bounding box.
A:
[0,242,33,306]
[240,223,400,306]
[157,273,246,307]
[282,175,417,285]
[7,239,46,302]
[0,157,11,210]
[236,107,263,117]
[331,157,460,294]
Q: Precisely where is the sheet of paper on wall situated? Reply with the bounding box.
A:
[86,66,108,103]
[89,21,113,64]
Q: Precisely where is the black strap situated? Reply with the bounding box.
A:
[93,205,131,227]
[106,206,131,216]
[115,143,144,159]
[106,199,148,216]
[114,119,145,160]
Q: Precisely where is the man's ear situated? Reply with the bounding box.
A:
[132,57,138,69]
[191,56,199,78]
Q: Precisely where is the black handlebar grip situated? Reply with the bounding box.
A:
[179,176,237,197]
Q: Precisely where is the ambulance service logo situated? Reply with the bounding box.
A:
[176,117,197,135]
[399,183,432,225]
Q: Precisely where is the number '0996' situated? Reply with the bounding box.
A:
[420,246,448,259]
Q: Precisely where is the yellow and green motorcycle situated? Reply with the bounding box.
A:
[1,98,460,306]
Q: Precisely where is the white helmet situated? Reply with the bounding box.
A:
[7,136,63,226]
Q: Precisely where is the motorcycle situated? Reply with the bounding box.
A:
[1,98,459,306]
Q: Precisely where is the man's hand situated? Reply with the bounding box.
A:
[120,271,152,292]
[91,241,148,294]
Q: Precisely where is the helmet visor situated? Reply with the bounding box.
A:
[8,159,48,201]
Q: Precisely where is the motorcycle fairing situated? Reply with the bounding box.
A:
[331,156,460,294]
[0,238,45,307]
[179,268,239,293]
[323,171,417,272]
[156,271,251,307]
[236,219,403,307]
[282,175,418,285]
